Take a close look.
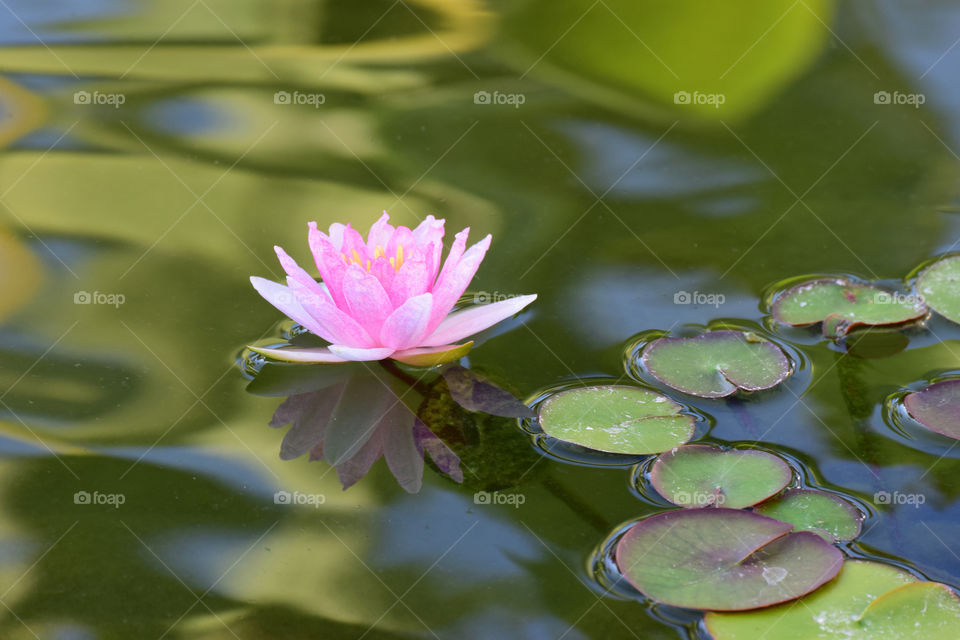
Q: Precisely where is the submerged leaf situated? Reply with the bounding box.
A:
[903,379,960,440]
[538,385,695,455]
[754,489,862,542]
[440,365,534,418]
[772,278,927,338]
[650,444,792,509]
[916,255,960,324]
[641,330,791,398]
[615,508,843,611]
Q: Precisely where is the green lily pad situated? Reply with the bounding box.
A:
[772,278,927,339]
[616,508,843,611]
[705,560,960,639]
[537,385,695,455]
[641,330,791,398]
[904,379,960,440]
[650,444,792,509]
[754,489,862,542]
[916,255,960,324]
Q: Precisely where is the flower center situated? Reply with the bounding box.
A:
[342,244,405,272]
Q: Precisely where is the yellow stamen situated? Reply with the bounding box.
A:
[395,244,404,271]
[351,249,362,265]
[373,245,385,259]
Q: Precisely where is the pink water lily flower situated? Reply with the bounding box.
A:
[250,213,536,365]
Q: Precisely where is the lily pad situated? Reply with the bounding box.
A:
[537,385,695,455]
[754,489,862,542]
[916,255,960,324]
[705,560,960,639]
[641,330,791,398]
[650,444,792,509]
[615,508,843,611]
[772,278,927,339]
[904,379,960,440]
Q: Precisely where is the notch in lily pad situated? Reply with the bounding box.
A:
[772,278,927,339]
[615,508,843,611]
[903,378,960,441]
[537,385,695,455]
[754,489,862,542]
[640,330,792,398]
[706,560,960,639]
[916,255,960,324]
[650,444,792,509]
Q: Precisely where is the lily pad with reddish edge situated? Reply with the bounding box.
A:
[537,385,695,455]
[640,330,791,398]
[916,255,960,324]
[615,508,843,611]
[705,560,960,639]
[650,444,792,509]
[904,379,960,440]
[772,278,927,339]
[754,489,862,542]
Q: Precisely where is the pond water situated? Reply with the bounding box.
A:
[2,1,960,638]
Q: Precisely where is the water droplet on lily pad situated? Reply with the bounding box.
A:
[772,278,927,339]
[904,379,960,440]
[754,489,863,542]
[916,255,960,324]
[650,444,792,509]
[640,330,792,398]
[615,508,843,611]
[706,560,960,639]
[537,385,695,455]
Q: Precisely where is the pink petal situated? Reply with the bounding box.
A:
[250,276,334,340]
[365,211,394,253]
[380,293,433,349]
[274,245,319,292]
[391,342,473,366]
[340,224,370,262]
[308,222,348,308]
[286,278,376,348]
[422,294,536,347]
[328,345,395,361]
[248,344,348,363]
[388,246,431,307]
[341,265,395,338]
[412,215,445,280]
[427,234,492,332]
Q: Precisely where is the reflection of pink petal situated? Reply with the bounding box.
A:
[335,429,384,490]
[381,403,424,493]
[422,294,536,347]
